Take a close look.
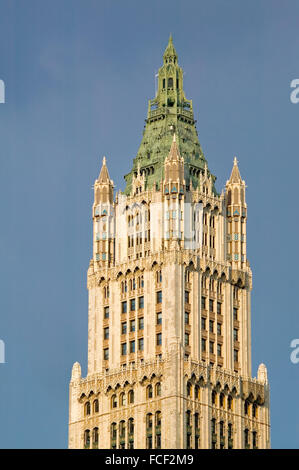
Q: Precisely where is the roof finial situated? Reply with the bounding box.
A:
[233,156,238,166]
[103,156,106,165]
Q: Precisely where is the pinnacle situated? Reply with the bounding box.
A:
[167,133,181,161]
[229,156,242,183]
[98,155,111,183]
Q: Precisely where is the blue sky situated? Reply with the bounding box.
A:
[0,0,299,448]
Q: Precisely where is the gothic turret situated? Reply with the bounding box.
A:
[93,157,115,268]
[225,157,247,268]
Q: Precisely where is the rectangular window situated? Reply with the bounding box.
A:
[121,301,127,314]
[209,320,214,333]
[138,317,144,330]
[130,298,136,311]
[201,317,206,330]
[130,340,135,353]
[201,297,206,309]
[130,319,136,332]
[104,327,109,340]
[185,333,189,346]
[157,312,162,325]
[209,341,214,354]
[156,333,162,346]
[185,312,189,325]
[156,291,162,304]
[121,343,127,356]
[104,306,109,319]
[104,348,109,360]
[233,307,238,321]
[201,338,206,352]
[209,299,214,312]
[121,322,127,335]
[185,291,190,304]
[217,323,222,335]
[217,302,221,314]
[217,344,222,356]
[138,296,144,309]
[234,328,238,341]
[138,337,144,351]
[234,349,238,362]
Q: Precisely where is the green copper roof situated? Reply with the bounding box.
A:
[124,36,216,195]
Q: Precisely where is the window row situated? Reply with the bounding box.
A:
[186,411,200,449]
[211,419,234,449]
[201,297,222,314]
[201,277,223,294]
[111,390,134,408]
[211,391,234,410]
[121,338,144,355]
[244,429,258,449]
[121,277,144,293]
[201,339,223,357]
[110,418,135,449]
[84,427,99,449]
[121,317,144,334]
[146,411,162,449]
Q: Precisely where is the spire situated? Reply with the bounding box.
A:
[229,156,242,184]
[163,34,178,63]
[98,156,110,183]
[167,133,181,161]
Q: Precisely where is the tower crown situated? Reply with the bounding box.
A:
[124,36,216,195]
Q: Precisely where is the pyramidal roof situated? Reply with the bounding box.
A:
[98,156,110,183]
[229,157,242,184]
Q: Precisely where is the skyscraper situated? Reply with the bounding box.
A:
[68,36,270,450]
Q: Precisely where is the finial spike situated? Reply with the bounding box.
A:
[103,156,106,165]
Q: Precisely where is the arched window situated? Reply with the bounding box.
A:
[212,390,217,405]
[187,381,192,398]
[220,393,225,408]
[244,428,249,447]
[84,429,90,448]
[219,421,224,436]
[195,385,200,400]
[128,417,134,435]
[194,412,199,429]
[119,420,126,439]
[252,402,258,418]
[120,392,126,407]
[146,413,153,429]
[155,410,161,427]
[92,427,98,448]
[228,395,233,410]
[111,422,117,446]
[168,77,173,88]
[85,401,91,416]
[155,382,161,397]
[186,410,191,427]
[111,394,117,409]
[244,400,249,415]
[147,384,153,399]
[128,390,134,404]
[93,399,99,413]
